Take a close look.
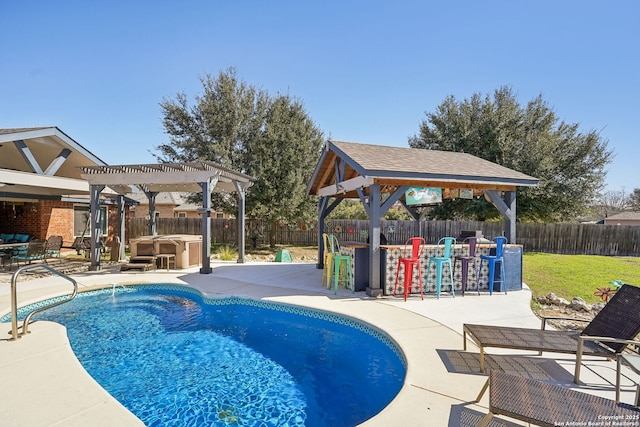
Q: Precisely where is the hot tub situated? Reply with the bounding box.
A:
[129,235,203,269]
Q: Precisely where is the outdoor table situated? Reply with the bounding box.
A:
[0,242,29,270]
[156,254,176,271]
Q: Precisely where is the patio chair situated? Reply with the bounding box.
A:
[45,235,63,263]
[478,370,640,427]
[463,283,640,384]
[10,239,47,269]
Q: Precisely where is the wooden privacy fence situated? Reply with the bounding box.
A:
[127,217,640,256]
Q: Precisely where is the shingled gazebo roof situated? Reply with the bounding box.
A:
[307,140,538,199]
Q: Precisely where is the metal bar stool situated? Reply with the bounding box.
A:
[454,237,480,296]
[427,237,456,299]
[330,235,354,294]
[477,236,507,295]
[393,237,426,301]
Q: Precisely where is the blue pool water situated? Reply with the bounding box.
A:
[11,285,405,426]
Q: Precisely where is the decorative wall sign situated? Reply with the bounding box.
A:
[405,187,442,205]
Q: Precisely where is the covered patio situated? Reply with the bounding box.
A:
[80,162,254,273]
[306,140,539,296]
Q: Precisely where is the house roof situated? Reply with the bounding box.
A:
[0,127,108,200]
[307,140,539,198]
[127,191,191,205]
[605,211,640,221]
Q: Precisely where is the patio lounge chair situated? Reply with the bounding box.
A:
[478,370,640,427]
[120,255,157,271]
[463,283,640,383]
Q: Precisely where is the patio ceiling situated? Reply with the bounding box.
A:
[307,140,539,199]
[0,127,107,200]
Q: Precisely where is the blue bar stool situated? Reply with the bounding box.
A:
[427,237,456,299]
[477,236,507,295]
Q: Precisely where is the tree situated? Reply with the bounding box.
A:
[157,68,325,246]
[408,86,613,222]
[244,94,325,246]
[630,188,640,211]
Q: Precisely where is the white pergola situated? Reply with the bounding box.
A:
[81,162,254,273]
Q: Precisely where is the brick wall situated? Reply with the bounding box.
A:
[0,200,121,245]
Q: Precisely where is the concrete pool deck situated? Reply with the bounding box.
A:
[0,261,638,426]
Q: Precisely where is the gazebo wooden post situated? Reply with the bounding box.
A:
[366,184,383,297]
[504,190,517,243]
[317,197,329,269]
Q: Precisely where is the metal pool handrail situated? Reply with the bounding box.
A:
[10,264,78,340]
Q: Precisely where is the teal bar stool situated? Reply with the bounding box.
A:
[427,237,456,298]
[330,235,354,293]
[477,236,507,295]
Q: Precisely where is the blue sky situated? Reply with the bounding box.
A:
[1,1,638,192]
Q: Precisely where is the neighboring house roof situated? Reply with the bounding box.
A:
[127,192,202,212]
[605,211,640,221]
[127,191,192,205]
[307,140,539,199]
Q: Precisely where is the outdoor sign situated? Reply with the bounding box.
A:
[459,188,474,199]
[405,187,442,205]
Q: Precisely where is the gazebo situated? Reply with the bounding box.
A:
[306,140,539,296]
[80,162,255,273]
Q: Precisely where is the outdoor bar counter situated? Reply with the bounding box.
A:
[340,242,523,296]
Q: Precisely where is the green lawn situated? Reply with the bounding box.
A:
[523,253,640,304]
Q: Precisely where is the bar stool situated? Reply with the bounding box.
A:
[330,235,354,293]
[454,237,480,296]
[321,233,334,288]
[427,237,456,299]
[393,237,426,301]
[477,236,507,295]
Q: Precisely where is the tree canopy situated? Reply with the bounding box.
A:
[156,68,325,245]
[409,86,613,222]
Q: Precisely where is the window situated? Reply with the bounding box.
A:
[74,205,107,236]
[177,212,186,218]
[216,212,224,219]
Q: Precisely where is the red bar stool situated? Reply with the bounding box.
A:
[454,237,480,296]
[393,237,426,301]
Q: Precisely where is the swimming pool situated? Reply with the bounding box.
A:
[8,284,405,426]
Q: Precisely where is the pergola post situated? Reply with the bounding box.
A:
[116,194,126,261]
[145,191,158,236]
[199,178,218,274]
[89,184,105,271]
[235,181,250,263]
